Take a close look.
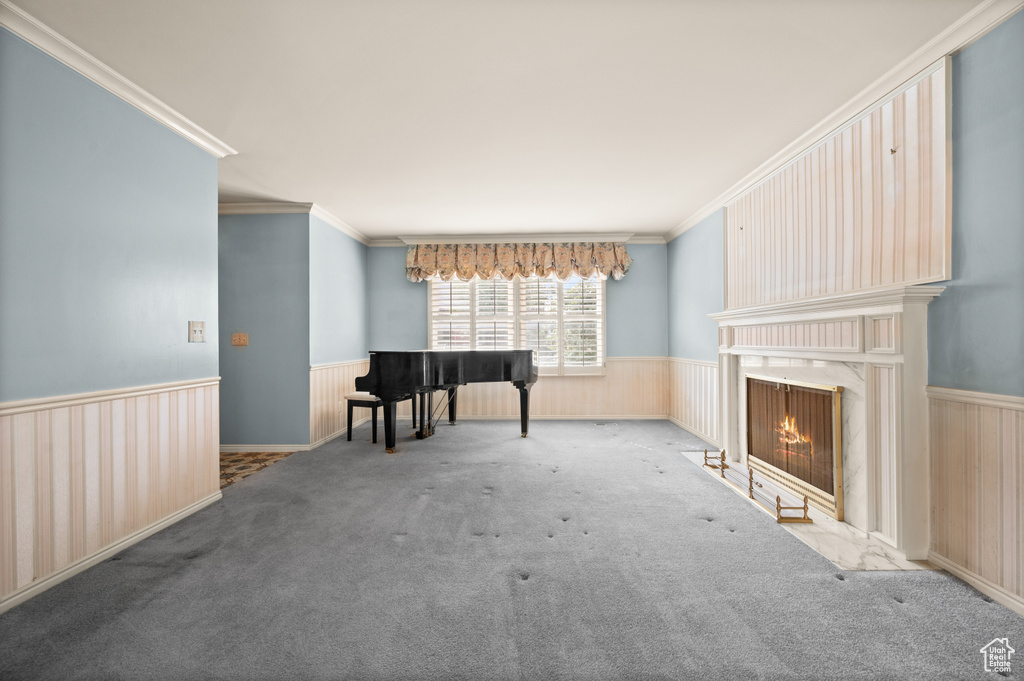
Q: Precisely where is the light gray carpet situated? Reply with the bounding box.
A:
[1,420,1021,680]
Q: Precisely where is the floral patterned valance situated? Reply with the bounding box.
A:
[405,242,632,282]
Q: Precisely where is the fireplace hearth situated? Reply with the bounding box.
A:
[746,375,843,520]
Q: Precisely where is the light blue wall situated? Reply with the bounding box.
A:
[309,216,369,364]
[928,11,1024,398]
[367,247,428,351]
[667,210,725,362]
[0,28,219,401]
[606,244,668,357]
[219,214,311,444]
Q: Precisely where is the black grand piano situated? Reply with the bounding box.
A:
[354,350,539,452]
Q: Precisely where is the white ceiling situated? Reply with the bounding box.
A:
[10,0,989,241]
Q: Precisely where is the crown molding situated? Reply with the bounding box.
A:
[219,213,651,248]
[398,233,635,245]
[217,202,370,245]
[218,202,314,215]
[368,234,662,247]
[309,204,370,245]
[1,1,237,159]
[665,0,1024,242]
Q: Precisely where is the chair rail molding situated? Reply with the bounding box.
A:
[0,377,221,612]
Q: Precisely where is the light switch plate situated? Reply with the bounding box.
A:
[188,321,205,343]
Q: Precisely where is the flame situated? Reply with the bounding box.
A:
[776,413,813,458]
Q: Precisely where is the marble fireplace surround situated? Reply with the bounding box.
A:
[711,286,944,561]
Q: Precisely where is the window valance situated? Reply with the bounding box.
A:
[405,242,632,282]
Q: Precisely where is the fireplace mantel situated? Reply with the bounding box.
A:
[710,286,945,324]
[711,285,944,560]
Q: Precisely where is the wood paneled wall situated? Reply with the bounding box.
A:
[928,386,1024,617]
[732,319,860,353]
[0,379,221,612]
[725,62,949,309]
[322,357,718,447]
[310,360,371,447]
[310,360,417,448]
[667,358,720,446]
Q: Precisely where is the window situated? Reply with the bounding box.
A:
[429,274,605,375]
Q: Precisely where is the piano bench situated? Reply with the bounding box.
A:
[344,392,383,443]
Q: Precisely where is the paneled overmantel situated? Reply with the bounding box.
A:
[711,285,944,560]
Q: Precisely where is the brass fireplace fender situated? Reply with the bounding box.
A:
[702,450,813,524]
[743,374,845,522]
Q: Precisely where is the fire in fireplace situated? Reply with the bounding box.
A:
[746,376,844,520]
[776,413,813,459]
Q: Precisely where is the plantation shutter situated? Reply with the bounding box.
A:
[519,278,559,367]
[475,279,514,350]
[561,276,603,368]
[428,274,605,374]
[431,279,471,349]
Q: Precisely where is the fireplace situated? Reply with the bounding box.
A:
[713,287,944,559]
[746,375,843,520]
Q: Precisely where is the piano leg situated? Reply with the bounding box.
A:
[426,391,434,435]
[383,400,397,453]
[518,384,532,437]
[372,404,378,444]
[416,391,433,439]
[447,387,458,424]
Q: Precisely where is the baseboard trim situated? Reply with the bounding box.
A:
[453,414,669,421]
[308,427,348,451]
[667,416,722,448]
[222,416,374,453]
[220,444,308,453]
[927,551,1024,618]
[226,414,719,448]
[0,490,222,616]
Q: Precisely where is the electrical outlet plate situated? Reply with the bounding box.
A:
[188,321,205,343]
[231,333,248,346]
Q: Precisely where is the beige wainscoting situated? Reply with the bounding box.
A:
[732,319,861,353]
[310,360,418,448]
[928,386,1024,617]
[324,357,720,444]
[667,358,720,447]
[310,359,371,448]
[0,378,221,614]
[341,357,673,422]
[726,61,949,309]
[451,357,668,420]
